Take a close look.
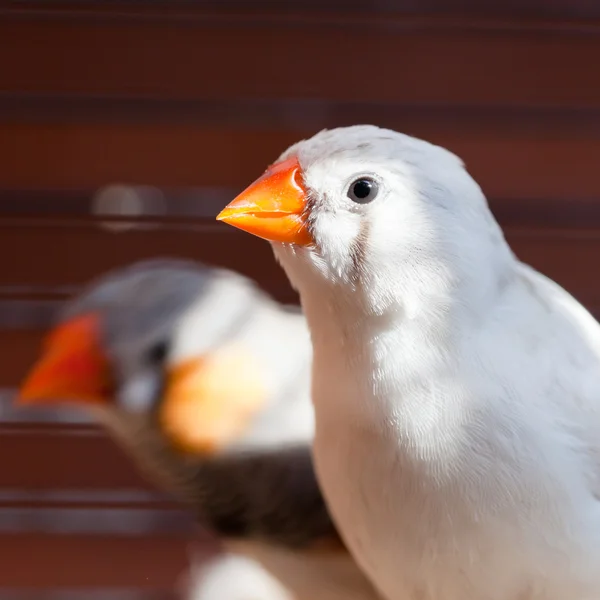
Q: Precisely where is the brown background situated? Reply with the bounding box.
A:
[1,0,600,595]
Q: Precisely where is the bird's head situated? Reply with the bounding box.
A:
[218,125,513,321]
[15,259,270,455]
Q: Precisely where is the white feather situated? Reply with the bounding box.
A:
[270,126,600,600]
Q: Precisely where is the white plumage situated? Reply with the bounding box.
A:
[218,125,600,600]
[182,552,293,600]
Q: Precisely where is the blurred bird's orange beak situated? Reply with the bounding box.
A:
[216,156,313,246]
[17,315,266,457]
[17,314,112,406]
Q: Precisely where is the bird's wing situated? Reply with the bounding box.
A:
[97,408,340,548]
[498,262,600,499]
[98,409,382,600]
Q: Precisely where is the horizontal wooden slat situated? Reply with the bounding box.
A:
[2,16,600,110]
[0,391,91,423]
[0,505,190,536]
[0,427,162,489]
[0,534,192,588]
[0,223,293,299]
[0,487,170,506]
[6,96,600,135]
[0,186,232,219]
[0,590,175,600]
[4,122,600,200]
[0,299,62,329]
[8,0,600,19]
[8,93,600,142]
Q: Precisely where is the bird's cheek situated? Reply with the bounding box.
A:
[160,344,267,455]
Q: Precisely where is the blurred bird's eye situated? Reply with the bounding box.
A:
[147,340,169,364]
[347,178,379,204]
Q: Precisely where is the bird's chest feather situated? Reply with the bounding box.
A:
[309,329,458,593]
[308,325,600,600]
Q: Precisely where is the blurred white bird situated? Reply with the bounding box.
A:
[217,125,600,600]
[180,552,292,600]
[16,258,381,600]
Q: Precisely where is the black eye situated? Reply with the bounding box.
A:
[347,178,379,204]
[147,340,169,364]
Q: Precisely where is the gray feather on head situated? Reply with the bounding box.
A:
[60,258,212,354]
[57,257,270,366]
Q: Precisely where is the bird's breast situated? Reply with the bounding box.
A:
[309,345,600,600]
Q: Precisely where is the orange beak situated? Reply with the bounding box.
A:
[18,316,266,458]
[160,344,267,455]
[17,314,112,406]
[216,156,313,245]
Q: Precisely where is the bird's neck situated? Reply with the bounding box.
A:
[301,284,451,385]
[297,255,515,434]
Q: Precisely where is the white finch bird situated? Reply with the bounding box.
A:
[217,125,600,600]
[16,258,381,600]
